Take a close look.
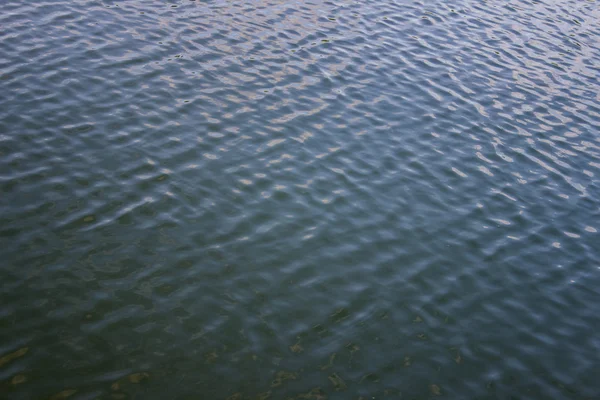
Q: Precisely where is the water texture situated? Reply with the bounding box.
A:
[1,0,599,398]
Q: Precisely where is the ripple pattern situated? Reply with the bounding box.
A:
[1,0,599,399]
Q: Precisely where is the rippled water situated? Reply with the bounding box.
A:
[1,0,600,398]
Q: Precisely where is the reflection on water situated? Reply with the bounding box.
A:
[1,0,599,398]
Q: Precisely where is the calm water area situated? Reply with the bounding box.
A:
[1,0,599,399]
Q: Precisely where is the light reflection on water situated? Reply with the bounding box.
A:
[1,0,599,399]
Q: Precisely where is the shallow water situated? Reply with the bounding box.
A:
[1,0,599,398]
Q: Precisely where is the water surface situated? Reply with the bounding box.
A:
[1,0,600,398]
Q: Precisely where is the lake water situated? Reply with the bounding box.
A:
[1,0,599,399]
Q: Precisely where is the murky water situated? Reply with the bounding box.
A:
[1,0,599,398]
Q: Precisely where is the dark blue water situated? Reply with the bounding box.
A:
[1,0,599,399]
